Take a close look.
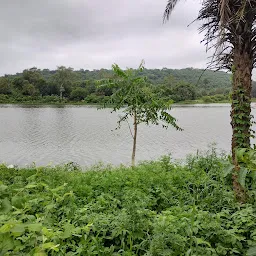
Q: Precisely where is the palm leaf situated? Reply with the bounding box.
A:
[163,0,181,22]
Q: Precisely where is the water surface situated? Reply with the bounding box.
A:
[0,104,251,166]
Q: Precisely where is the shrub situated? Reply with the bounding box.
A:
[202,96,214,103]
[0,94,9,103]
[85,93,104,103]
[0,153,255,255]
[70,87,88,101]
[41,95,60,103]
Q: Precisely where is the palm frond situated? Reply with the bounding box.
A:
[197,0,256,70]
[164,0,256,70]
[163,0,180,23]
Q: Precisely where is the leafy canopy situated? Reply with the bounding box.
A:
[99,61,182,130]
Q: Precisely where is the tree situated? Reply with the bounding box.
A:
[22,81,39,96]
[70,87,89,101]
[158,75,196,102]
[36,79,48,96]
[0,77,11,95]
[96,84,113,96]
[99,61,182,166]
[22,67,42,85]
[47,82,59,96]
[164,0,256,202]
[21,67,49,96]
[170,82,196,102]
[52,66,77,99]
[86,81,97,94]
[13,77,25,91]
[203,78,210,89]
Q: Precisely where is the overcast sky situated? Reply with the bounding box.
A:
[1,0,210,75]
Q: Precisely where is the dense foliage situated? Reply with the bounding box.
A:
[2,66,256,104]
[1,150,256,255]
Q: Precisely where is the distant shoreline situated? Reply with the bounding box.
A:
[1,98,256,106]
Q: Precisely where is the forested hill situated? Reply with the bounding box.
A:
[146,68,232,88]
[10,67,232,89]
[1,66,255,104]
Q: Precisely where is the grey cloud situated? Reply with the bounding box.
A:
[0,0,208,75]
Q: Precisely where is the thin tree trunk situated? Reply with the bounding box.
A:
[131,112,137,167]
[230,19,253,202]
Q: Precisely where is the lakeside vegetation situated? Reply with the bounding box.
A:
[1,66,256,105]
[1,150,256,255]
[1,1,256,255]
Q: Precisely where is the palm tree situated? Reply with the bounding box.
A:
[164,0,256,202]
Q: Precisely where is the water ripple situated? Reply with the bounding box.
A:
[0,104,248,166]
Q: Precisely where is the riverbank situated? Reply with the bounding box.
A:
[177,98,256,104]
[1,98,256,106]
[0,99,234,106]
[0,100,232,108]
[1,152,255,255]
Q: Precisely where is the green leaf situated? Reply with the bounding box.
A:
[61,223,76,239]
[0,234,14,251]
[195,237,211,247]
[0,198,12,214]
[223,164,234,177]
[34,250,47,256]
[186,249,192,256]
[238,167,248,188]
[0,223,11,233]
[236,148,247,162]
[27,223,42,232]
[25,184,38,189]
[42,242,60,251]
[251,171,256,182]
[11,224,25,236]
[11,196,25,209]
[61,228,72,239]
[247,246,256,256]
[0,184,8,194]
[82,223,93,233]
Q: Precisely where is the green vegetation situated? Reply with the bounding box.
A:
[0,150,256,255]
[2,66,256,105]
[1,0,256,253]
[99,61,181,166]
[163,0,256,202]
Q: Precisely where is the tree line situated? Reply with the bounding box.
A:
[1,66,256,104]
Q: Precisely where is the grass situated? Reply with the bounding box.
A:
[0,151,256,255]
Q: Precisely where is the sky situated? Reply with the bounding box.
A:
[1,0,210,75]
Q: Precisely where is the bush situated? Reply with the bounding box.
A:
[202,96,214,103]
[41,95,60,103]
[70,88,88,101]
[85,93,104,103]
[0,94,9,103]
[202,95,229,103]
[0,153,255,255]
[213,94,226,101]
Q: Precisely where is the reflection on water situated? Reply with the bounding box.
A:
[0,104,253,166]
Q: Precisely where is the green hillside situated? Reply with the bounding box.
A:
[8,67,232,88]
[0,66,255,104]
[140,68,231,87]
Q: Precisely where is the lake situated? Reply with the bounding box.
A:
[0,104,254,167]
